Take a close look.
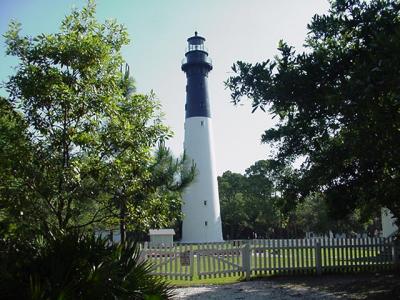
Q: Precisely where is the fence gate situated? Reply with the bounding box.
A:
[196,242,244,279]
[140,243,194,280]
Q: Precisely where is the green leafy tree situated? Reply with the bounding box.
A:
[218,171,248,239]
[295,192,374,237]
[244,160,282,237]
[218,161,283,239]
[2,1,172,233]
[295,193,332,235]
[111,142,195,243]
[0,97,39,236]
[226,0,400,225]
[219,160,370,238]
[97,65,195,242]
[142,145,195,231]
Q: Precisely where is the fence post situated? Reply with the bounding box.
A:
[242,242,251,280]
[139,242,148,263]
[315,241,322,275]
[392,239,399,270]
[189,245,194,280]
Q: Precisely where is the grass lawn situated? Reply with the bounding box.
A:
[169,275,244,286]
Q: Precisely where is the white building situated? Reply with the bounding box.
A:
[149,229,175,247]
[381,208,398,237]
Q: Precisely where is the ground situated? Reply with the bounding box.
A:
[172,272,400,299]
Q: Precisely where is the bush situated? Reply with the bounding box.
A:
[0,231,173,299]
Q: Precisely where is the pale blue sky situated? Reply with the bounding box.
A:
[0,0,330,175]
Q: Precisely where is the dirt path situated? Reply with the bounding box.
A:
[173,280,335,299]
[172,273,400,300]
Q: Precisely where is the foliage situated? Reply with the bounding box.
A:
[226,0,400,224]
[2,1,175,234]
[294,192,372,235]
[0,97,40,236]
[218,171,249,239]
[218,160,283,239]
[0,230,173,299]
[113,143,196,241]
[141,145,195,229]
[219,160,375,239]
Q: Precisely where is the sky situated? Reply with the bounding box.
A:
[0,0,330,175]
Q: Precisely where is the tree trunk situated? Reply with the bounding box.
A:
[119,201,126,244]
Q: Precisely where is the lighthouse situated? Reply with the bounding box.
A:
[181,32,223,243]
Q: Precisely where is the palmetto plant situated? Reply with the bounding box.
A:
[0,230,173,299]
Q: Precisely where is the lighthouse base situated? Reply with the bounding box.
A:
[181,117,223,243]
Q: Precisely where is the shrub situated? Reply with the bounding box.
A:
[0,230,173,299]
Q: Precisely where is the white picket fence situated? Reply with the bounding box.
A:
[140,237,399,280]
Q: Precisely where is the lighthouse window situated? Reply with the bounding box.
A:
[205,221,208,226]
[204,200,207,206]
[200,121,204,126]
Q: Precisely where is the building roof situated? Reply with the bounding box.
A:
[149,229,175,236]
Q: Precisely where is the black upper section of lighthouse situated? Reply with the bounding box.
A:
[182,32,213,119]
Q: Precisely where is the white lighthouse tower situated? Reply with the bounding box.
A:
[181,32,223,243]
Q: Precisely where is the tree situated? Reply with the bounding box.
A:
[218,161,283,239]
[219,161,374,239]
[141,145,195,239]
[0,97,39,236]
[96,64,195,242]
[244,160,282,237]
[294,193,332,235]
[110,142,195,243]
[218,171,248,239]
[295,192,377,237]
[226,0,400,225]
[2,1,172,233]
